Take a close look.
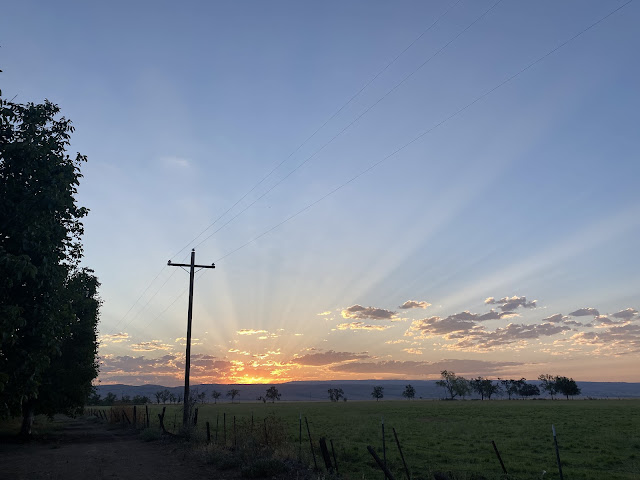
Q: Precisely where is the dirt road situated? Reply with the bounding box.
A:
[0,416,221,480]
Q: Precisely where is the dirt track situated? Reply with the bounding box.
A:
[0,416,220,480]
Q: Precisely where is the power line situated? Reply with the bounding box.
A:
[191,0,502,251]
[173,0,462,258]
[213,0,633,263]
[101,1,464,335]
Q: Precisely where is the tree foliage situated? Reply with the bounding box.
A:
[402,384,416,400]
[327,387,344,402]
[227,388,240,403]
[0,96,99,436]
[371,386,384,401]
[265,386,281,403]
[211,390,221,403]
[470,377,501,400]
[436,370,470,400]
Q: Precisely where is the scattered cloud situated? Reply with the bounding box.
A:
[130,341,173,352]
[317,311,332,316]
[569,307,600,317]
[336,321,393,331]
[398,300,431,310]
[330,358,523,377]
[448,322,571,351]
[341,305,397,320]
[485,295,537,311]
[237,329,268,336]
[611,308,638,320]
[100,332,130,344]
[161,156,191,169]
[410,316,480,337]
[290,350,370,366]
[403,348,423,355]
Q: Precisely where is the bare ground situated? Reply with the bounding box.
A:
[0,416,225,480]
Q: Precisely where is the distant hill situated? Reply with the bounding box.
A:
[95,380,640,402]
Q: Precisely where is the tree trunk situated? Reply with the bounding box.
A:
[20,399,35,438]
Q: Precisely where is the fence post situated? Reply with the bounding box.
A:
[491,440,508,475]
[145,404,150,428]
[305,416,318,471]
[393,427,410,480]
[367,446,396,480]
[206,421,211,444]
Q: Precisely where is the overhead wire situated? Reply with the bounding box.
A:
[212,0,634,262]
[191,0,503,250]
[101,1,463,336]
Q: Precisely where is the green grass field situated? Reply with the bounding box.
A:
[113,399,640,480]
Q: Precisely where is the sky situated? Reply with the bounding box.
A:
[2,0,639,386]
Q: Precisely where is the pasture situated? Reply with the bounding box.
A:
[127,399,640,480]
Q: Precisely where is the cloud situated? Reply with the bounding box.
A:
[99,332,130,344]
[237,329,268,336]
[572,323,640,355]
[161,156,191,169]
[130,341,173,352]
[317,311,332,316]
[403,348,423,355]
[569,307,600,317]
[542,314,565,323]
[290,350,370,366]
[341,305,397,320]
[410,316,481,337]
[611,308,638,320]
[398,300,431,310]
[448,322,571,351]
[485,296,537,311]
[330,358,523,377]
[336,321,393,331]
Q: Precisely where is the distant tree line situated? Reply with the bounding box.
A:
[435,371,581,400]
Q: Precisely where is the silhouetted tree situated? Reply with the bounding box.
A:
[0,97,99,437]
[265,386,281,403]
[555,376,581,399]
[402,384,416,400]
[328,388,344,402]
[227,388,240,403]
[211,390,221,404]
[371,386,384,401]
[539,374,558,399]
[104,392,117,405]
[436,371,470,400]
[518,382,540,398]
[471,377,501,400]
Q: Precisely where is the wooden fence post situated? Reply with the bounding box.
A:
[393,427,411,480]
[305,416,318,471]
[367,446,396,480]
[319,437,333,472]
[145,405,150,428]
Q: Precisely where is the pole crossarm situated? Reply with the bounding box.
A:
[166,249,215,427]
[168,260,215,269]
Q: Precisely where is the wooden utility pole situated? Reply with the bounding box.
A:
[168,249,215,427]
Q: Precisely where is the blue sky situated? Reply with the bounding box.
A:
[2,0,639,385]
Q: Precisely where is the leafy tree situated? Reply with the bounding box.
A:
[265,386,281,403]
[471,377,501,400]
[154,391,163,404]
[555,376,581,400]
[538,374,558,399]
[87,390,102,406]
[160,389,171,404]
[402,384,416,400]
[227,388,240,403]
[211,390,221,404]
[197,391,206,404]
[436,370,469,400]
[0,97,99,436]
[120,394,131,404]
[518,382,540,398]
[327,388,344,402]
[500,378,525,400]
[104,392,117,406]
[132,395,150,404]
[371,386,384,401]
